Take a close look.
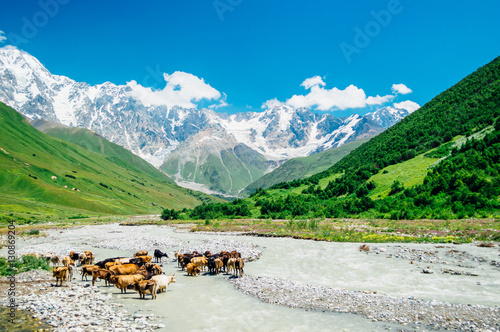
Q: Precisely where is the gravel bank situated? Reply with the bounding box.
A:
[18,243,84,258]
[88,232,181,252]
[22,224,183,254]
[0,270,162,331]
[232,275,500,331]
[179,239,262,261]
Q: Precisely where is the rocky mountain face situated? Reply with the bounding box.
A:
[0,47,409,196]
[365,106,410,128]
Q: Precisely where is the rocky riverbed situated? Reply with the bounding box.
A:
[0,270,162,331]
[363,243,500,278]
[44,225,182,252]
[18,243,85,258]
[232,275,500,331]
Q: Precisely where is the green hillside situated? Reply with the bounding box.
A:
[30,118,169,182]
[161,142,271,196]
[243,136,371,195]
[0,103,221,223]
[185,56,500,221]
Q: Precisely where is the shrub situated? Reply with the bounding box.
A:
[0,255,50,276]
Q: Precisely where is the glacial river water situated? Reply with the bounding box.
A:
[5,224,500,331]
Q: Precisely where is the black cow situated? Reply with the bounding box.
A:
[154,249,169,263]
[95,257,126,269]
[207,257,216,274]
[181,255,193,271]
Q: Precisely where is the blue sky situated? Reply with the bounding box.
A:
[0,0,499,116]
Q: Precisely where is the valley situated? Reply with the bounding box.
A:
[0,2,499,332]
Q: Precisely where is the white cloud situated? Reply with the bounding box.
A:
[208,97,228,109]
[127,71,222,108]
[261,98,284,109]
[391,83,412,95]
[284,77,394,111]
[0,31,6,43]
[393,100,420,113]
[301,76,326,89]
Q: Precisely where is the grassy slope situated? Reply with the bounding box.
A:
[243,136,372,195]
[368,153,440,199]
[0,103,221,222]
[31,118,173,182]
[365,130,491,200]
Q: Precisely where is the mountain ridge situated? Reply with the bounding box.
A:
[0,46,413,195]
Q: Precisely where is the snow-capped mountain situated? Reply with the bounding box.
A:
[365,106,410,128]
[0,46,409,196]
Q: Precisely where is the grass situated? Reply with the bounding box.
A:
[0,102,222,220]
[369,152,439,199]
[130,217,500,244]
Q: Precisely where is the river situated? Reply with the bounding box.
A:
[4,224,499,331]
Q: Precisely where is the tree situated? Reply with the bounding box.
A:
[388,180,404,196]
[161,208,179,220]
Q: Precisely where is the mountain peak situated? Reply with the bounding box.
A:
[364,106,409,128]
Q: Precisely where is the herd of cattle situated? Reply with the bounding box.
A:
[25,248,245,300]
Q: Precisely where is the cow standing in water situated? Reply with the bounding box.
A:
[154,249,169,263]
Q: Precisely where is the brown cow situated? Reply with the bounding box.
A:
[134,251,148,257]
[81,265,99,281]
[84,255,95,266]
[110,274,144,293]
[137,255,152,264]
[214,258,223,275]
[191,256,208,272]
[109,263,141,276]
[227,258,236,275]
[177,254,184,268]
[186,263,200,276]
[53,267,70,286]
[230,250,241,258]
[91,269,111,286]
[144,263,162,276]
[235,258,245,277]
[105,261,115,270]
[134,280,158,299]
[83,250,94,265]
[62,256,75,268]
